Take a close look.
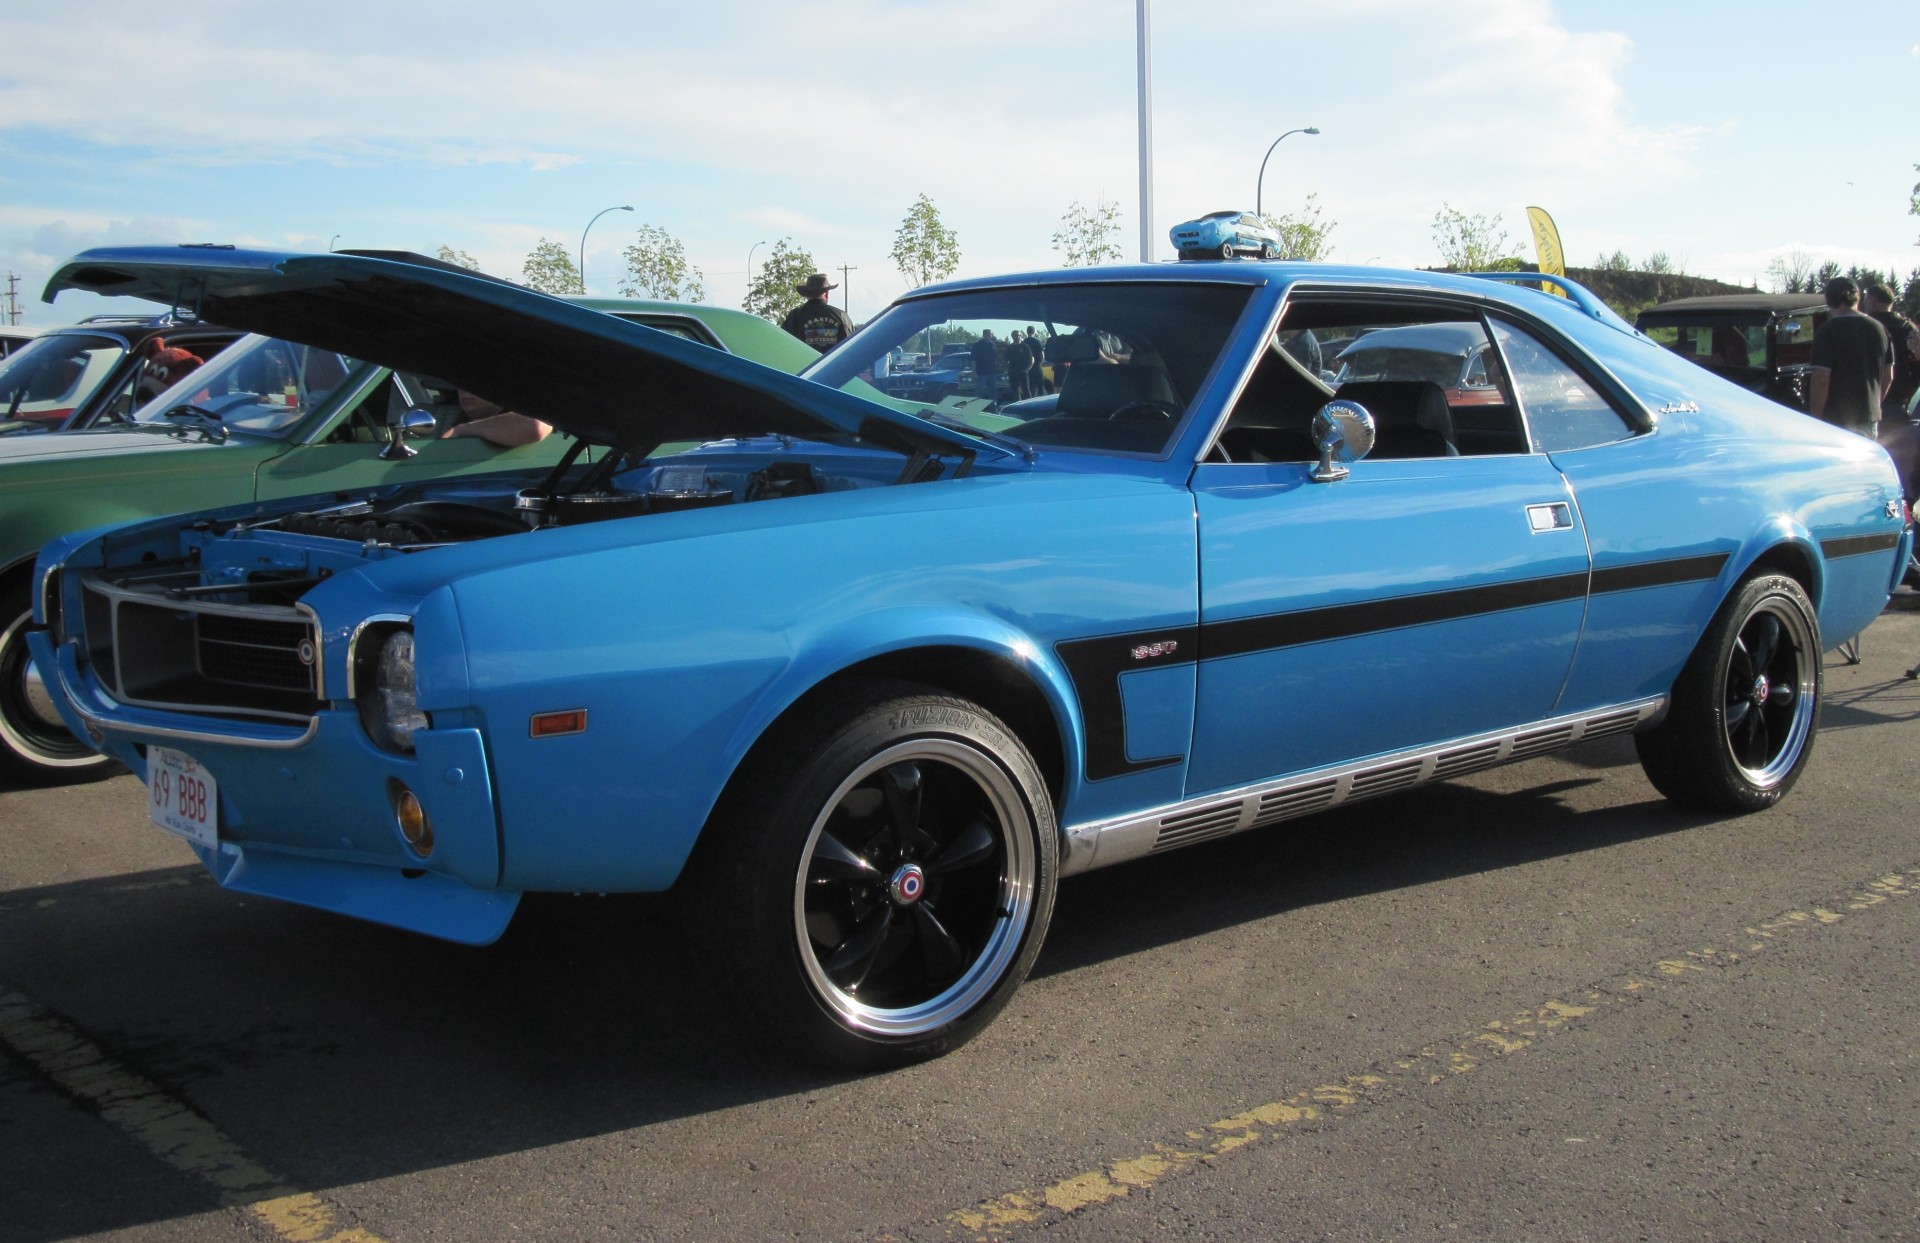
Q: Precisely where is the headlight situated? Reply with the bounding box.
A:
[357,626,429,752]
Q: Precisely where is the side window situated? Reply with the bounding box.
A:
[1489,318,1636,452]
[1216,300,1534,462]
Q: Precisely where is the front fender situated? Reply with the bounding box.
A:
[722,606,1087,790]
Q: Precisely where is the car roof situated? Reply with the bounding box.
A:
[1334,321,1486,356]
[1638,293,1825,316]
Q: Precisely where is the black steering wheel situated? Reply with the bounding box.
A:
[1108,400,1179,422]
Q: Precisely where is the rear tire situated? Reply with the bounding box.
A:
[0,579,115,787]
[1218,241,1235,259]
[1635,572,1820,813]
[683,682,1057,1069]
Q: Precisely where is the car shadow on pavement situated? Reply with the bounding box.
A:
[0,740,1719,1242]
[1032,739,1706,978]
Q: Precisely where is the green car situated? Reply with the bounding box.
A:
[0,291,821,785]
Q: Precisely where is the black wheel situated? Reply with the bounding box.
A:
[684,683,1057,1068]
[1260,243,1276,259]
[0,578,115,787]
[1218,241,1235,259]
[1635,572,1820,813]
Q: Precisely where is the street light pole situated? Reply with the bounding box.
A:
[746,240,765,302]
[1256,127,1320,219]
[578,205,634,293]
[1136,0,1154,262]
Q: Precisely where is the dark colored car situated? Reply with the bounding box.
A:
[1635,294,1827,412]
[0,313,243,433]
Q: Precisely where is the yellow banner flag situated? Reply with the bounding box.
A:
[1526,207,1565,277]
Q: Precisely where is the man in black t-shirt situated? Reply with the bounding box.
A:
[781,274,854,353]
[1809,277,1893,436]
[1863,282,1917,422]
[969,330,999,405]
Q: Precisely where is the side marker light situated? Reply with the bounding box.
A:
[530,709,588,738]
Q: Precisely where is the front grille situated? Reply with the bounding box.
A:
[81,573,319,722]
[195,613,314,691]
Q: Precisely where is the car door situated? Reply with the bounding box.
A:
[1185,298,1591,796]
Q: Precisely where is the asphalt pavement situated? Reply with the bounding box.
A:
[4,605,1919,1242]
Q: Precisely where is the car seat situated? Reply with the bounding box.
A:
[1331,380,1458,458]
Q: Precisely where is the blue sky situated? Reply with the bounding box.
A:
[2,0,1915,325]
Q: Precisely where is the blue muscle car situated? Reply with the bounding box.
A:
[29,249,1909,1068]
[1171,209,1283,260]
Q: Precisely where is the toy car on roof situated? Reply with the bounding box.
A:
[29,247,1908,1068]
[1171,210,1282,260]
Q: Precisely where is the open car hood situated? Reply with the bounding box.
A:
[44,246,999,459]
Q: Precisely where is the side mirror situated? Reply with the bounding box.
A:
[378,408,438,460]
[1309,400,1375,482]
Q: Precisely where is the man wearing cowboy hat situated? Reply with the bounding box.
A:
[782,273,855,353]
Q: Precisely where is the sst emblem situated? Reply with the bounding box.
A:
[296,639,317,667]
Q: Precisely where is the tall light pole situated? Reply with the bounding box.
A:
[1256,127,1320,219]
[328,235,341,252]
[1136,0,1154,262]
[746,240,765,301]
[578,205,633,292]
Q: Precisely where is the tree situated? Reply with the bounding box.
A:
[436,245,481,272]
[1258,193,1336,261]
[891,193,961,288]
[1910,164,1918,246]
[617,225,706,302]
[1766,249,1815,293]
[1593,250,1632,272]
[743,238,818,323]
[1430,204,1519,270]
[1051,198,1124,267]
[1643,251,1677,275]
[521,238,583,295]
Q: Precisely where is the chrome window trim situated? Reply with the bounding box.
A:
[344,613,413,701]
[1058,695,1667,877]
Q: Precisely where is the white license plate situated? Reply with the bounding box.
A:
[147,746,218,848]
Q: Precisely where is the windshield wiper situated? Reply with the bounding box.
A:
[920,412,1035,461]
[136,404,229,443]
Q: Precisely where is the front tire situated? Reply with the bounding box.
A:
[685,683,1057,1068]
[0,579,115,787]
[1635,572,1820,813]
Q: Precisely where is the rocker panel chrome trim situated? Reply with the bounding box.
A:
[1058,696,1666,876]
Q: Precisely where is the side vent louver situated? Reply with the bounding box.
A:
[1509,725,1575,760]
[1432,741,1503,779]
[1252,778,1338,827]
[1152,801,1243,852]
[1348,759,1423,799]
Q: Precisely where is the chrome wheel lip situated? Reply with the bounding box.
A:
[793,737,1036,1039]
[1722,598,1817,789]
[0,606,107,770]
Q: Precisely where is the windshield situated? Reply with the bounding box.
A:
[0,333,127,426]
[131,333,362,436]
[806,282,1254,456]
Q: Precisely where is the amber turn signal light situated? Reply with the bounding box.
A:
[530,708,588,738]
[388,780,434,857]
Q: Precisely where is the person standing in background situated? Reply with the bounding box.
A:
[1808,277,1892,437]
[782,274,854,354]
[1862,282,1917,423]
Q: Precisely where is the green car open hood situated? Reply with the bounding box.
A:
[45,247,1002,460]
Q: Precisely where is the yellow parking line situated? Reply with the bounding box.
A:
[943,867,1920,1240]
[0,985,386,1243]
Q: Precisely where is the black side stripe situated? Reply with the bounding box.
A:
[1589,552,1728,594]
[1055,549,1731,783]
[1203,573,1588,661]
[1055,627,1198,781]
[1820,532,1901,559]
